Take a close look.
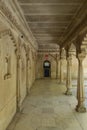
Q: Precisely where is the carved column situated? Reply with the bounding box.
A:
[65,56,72,95]
[59,48,65,83]
[76,53,86,112]
[26,52,30,95]
[56,60,58,79]
[16,52,21,111]
[60,58,63,83]
[15,41,22,112]
[56,54,59,79]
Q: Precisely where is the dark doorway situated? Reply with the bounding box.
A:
[43,60,51,77]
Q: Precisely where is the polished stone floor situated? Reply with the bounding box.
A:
[7,79,87,130]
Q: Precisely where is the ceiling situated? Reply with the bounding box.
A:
[17,0,85,50]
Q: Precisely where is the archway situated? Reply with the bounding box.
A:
[43,60,51,77]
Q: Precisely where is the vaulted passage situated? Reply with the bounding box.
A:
[1,0,87,130]
[7,80,87,130]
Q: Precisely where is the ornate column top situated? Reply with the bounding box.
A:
[78,52,86,61]
[60,48,66,59]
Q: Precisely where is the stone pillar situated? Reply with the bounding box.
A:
[65,56,72,95]
[59,48,66,83]
[56,60,58,79]
[16,54,21,111]
[55,54,59,79]
[15,41,22,112]
[60,58,63,83]
[26,54,29,95]
[76,53,86,112]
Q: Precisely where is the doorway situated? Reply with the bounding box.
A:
[43,60,51,77]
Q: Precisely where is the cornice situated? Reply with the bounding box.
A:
[0,1,20,30]
[0,0,38,50]
[0,29,10,38]
[0,29,17,50]
[38,49,60,53]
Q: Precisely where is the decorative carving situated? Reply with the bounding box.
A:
[27,46,30,60]
[23,44,30,60]
[0,29,16,52]
[0,29,10,38]
[0,1,38,50]
[61,48,66,59]
[4,55,11,80]
[32,51,35,60]
[0,1,20,30]
[78,52,86,61]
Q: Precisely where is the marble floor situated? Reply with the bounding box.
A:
[7,79,87,130]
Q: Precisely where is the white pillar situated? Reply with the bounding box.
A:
[60,58,63,83]
[65,56,72,95]
[76,53,86,112]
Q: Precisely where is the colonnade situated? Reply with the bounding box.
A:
[59,46,86,113]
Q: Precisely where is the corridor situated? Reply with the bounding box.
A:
[7,80,87,130]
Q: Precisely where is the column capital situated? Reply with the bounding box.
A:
[67,56,72,60]
[60,48,66,59]
[78,52,86,61]
[66,55,72,66]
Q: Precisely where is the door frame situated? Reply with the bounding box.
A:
[43,60,51,77]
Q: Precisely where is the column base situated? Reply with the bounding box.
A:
[75,105,86,113]
[65,90,72,96]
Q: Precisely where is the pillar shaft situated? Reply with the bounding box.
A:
[76,53,86,112]
[65,57,72,95]
[60,59,63,83]
[16,57,21,111]
[56,61,58,79]
[26,58,29,95]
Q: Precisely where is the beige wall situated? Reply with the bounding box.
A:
[0,34,37,130]
[0,35,17,130]
[0,23,37,130]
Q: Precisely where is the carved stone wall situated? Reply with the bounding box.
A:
[0,7,37,130]
[0,35,17,130]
